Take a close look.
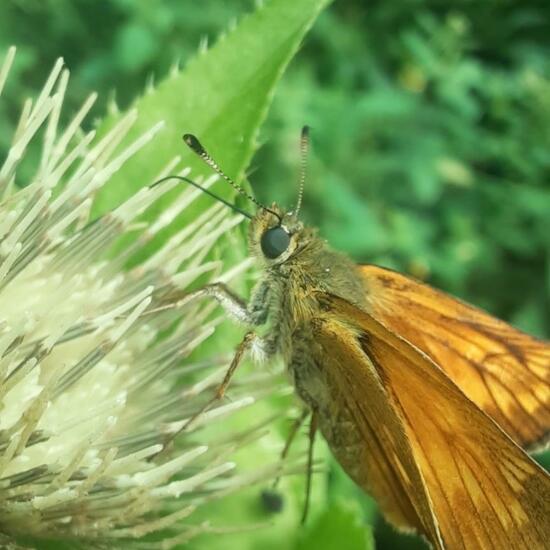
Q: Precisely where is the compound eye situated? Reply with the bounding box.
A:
[260,226,290,259]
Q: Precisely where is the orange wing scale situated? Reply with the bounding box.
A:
[313,292,550,549]
[359,265,550,451]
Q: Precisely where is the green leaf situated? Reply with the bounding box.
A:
[93,0,332,220]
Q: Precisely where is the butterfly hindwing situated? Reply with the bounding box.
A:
[311,292,550,549]
[359,265,550,452]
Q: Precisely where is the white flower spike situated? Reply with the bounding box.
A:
[0,48,283,549]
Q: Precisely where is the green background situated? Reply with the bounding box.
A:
[1,1,548,549]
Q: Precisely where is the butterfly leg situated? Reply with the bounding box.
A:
[272,408,310,489]
[179,330,259,431]
[301,409,318,524]
[154,281,273,458]
[175,280,275,418]
[173,280,270,326]
[155,330,267,460]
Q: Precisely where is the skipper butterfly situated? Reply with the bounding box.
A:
[159,128,550,549]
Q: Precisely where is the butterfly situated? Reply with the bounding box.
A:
[160,128,550,549]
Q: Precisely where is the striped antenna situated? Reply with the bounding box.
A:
[295,125,310,216]
[183,134,282,222]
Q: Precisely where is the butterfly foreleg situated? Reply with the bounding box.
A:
[156,280,275,454]
[184,279,280,363]
[181,279,276,414]
[181,279,271,326]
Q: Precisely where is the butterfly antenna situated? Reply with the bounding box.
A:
[183,134,281,221]
[151,175,253,219]
[295,125,310,217]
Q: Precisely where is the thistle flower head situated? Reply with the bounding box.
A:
[0,47,282,549]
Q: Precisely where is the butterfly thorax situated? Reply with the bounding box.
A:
[249,205,365,364]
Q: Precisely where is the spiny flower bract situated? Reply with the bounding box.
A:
[0,47,284,549]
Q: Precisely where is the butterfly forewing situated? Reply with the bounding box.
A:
[360,265,550,452]
[308,315,444,547]
[312,292,550,549]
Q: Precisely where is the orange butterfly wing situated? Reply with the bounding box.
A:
[359,265,550,451]
[311,292,550,549]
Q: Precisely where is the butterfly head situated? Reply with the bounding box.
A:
[248,204,315,266]
[180,128,315,266]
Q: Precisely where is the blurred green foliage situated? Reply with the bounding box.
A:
[257,2,550,338]
[1,1,549,549]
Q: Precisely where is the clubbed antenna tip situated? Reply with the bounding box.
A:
[183,133,206,157]
[182,133,282,222]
